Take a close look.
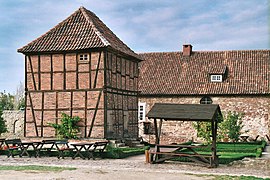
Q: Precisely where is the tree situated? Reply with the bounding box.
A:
[14,81,25,110]
[221,111,244,142]
[0,91,13,136]
[0,110,7,135]
[193,112,244,143]
[0,92,14,110]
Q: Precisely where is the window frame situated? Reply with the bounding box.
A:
[210,74,222,82]
[78,53,89,62]
[138,102,146,122]
[200,96,213,104]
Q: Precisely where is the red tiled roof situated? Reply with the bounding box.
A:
[18,7,141,60]
[138,50,270,95]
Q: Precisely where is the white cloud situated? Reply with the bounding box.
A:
[0,0,269,92]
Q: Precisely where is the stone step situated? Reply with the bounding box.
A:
[261,145,270,159]
[115,143,126,148]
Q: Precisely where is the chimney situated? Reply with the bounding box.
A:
[183,44,192,56]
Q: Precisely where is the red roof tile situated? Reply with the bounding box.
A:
[18,7,141,60]
[138,50,270,95]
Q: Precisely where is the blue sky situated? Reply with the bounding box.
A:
[0,0,269,93]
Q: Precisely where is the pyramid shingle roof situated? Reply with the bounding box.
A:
[18,7,141,60]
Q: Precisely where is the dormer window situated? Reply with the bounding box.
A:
[209,65,228,82]
[79,54,89,61]
[211,75,222,82]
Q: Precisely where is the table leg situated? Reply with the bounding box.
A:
[85,146,94,160]
[21,145,31,157]
[72,146,85,159]
[33,144,41,158]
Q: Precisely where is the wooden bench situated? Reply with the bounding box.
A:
[4,139,23,158]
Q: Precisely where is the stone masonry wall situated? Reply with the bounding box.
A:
[1,110,24,138]
[139,96,269,144]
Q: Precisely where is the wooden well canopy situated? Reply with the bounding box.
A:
[146,103,223,167]
[147,103,222,122]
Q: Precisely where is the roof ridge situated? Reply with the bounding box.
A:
[79,7,110,46]
[139,51,180,54]
[139,49,270,54]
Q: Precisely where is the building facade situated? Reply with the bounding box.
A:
[138,45,270,144]
[18,7,141,139]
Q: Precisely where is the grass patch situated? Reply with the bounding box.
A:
[170,141,266,164]
[188,173,270,180]
[104,146,145,159]
[0,165,76,172]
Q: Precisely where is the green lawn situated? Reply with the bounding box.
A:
[172,141,266,164]
[0,165,76,171]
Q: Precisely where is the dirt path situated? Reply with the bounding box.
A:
[0,155,269,179]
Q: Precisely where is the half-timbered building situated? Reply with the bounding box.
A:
[18,7,141,139]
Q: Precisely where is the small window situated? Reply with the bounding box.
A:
[79,54,89,61]
[200,96,213,104]
[211,75,222,82]
[138,102,146,121]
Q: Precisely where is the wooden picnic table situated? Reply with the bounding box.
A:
[4,139,23,157]
[39,139,59,152]
[70,142,95,160]
[20,141,42,157]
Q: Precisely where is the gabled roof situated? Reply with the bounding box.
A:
[146,103,222,122]
[139,50,270,95]
[18,7,141,60]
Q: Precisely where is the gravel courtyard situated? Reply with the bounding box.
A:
[0,154,269,180]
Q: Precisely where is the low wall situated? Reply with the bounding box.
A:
[1,110,24,139]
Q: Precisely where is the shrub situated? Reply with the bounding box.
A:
[192,122,212,144]
[48,113,80,139]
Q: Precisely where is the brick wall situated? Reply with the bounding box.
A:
[24,50,139,140]
[139,96,269,144]
[105,51,139,139]
[25,51,105,138]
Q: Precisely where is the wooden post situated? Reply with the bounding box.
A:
[211,118,218,167]
[41,92,44,137]
[38,55,41,90]
[158,119,163,143]
[50,54,53,90]
[154,118,159,144]
[24,56,27,137]
[63,54,66,90]
[88,90,102,137]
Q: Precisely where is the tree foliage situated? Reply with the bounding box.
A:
[193,111,244,143]
[0,92,14,110]
[14,82,25,110]
[221,111,244,142]
[48,113,80,139]
[0,110,7,135]
[0,83,25,136]
[0,92,12,135]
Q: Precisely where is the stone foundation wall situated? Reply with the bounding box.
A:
[139,96,269,144]
[1,110,24,139]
